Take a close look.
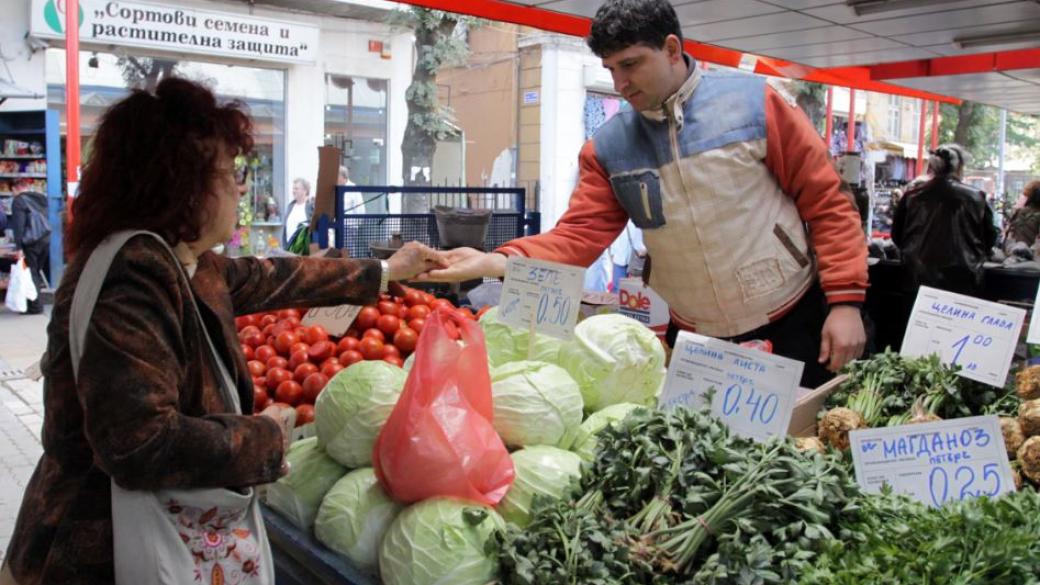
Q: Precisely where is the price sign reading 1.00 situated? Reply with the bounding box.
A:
[499,257,585,340]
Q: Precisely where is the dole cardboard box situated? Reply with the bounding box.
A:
[580,290,618,321]
[618,277,670,338]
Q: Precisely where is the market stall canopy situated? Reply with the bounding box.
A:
[0,78,44,105]
[388,0,1040,114]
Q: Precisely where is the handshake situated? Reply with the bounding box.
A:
[382,242,508,283]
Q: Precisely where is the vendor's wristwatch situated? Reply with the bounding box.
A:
[379,259,391,293]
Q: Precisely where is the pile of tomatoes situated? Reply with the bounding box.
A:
[235,287,486,425]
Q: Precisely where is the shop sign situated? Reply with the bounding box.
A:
[850,415,1015,507]
[31,0,319,64]
[302,304,361,337]
[522,90,539,105]
[499,257,584,341]
[659,331,803,442]
[901,286,1024,387]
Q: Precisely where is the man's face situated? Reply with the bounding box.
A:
[602,36,683,112]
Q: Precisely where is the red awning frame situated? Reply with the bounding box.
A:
[818,48,1040,81]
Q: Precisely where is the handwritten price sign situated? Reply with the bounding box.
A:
[901,286,1025,387]
[301,304,362,337]
[850,415,1015,507]
[499,257,585,340]
[658,332,804,442]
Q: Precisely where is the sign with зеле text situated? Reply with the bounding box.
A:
[850,415,1015,507]
[499,257,584,340]
[657,331,803,442]
[900,286,1025,387]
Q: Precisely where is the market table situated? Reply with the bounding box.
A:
[262,504,378,585]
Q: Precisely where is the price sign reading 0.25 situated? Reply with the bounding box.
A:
[928,462,1003,507]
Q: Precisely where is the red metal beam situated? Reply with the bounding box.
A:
[65,0,81,216]
[847,89,856,153]
[930,101,939,149]
[838,48,1040,80]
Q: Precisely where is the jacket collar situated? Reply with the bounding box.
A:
[639,54,701,126]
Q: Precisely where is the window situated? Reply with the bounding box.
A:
[887,94,901,140]
[911,99,922,140]
[324,74,388,197]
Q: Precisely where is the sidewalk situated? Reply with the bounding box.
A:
[0,308,49,563]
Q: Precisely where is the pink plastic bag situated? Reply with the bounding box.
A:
[373,308,515,505]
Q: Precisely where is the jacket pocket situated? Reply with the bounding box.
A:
[773,223,811,268]
[610,171,666,229]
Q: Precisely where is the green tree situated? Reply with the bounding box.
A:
[935,102,1039,170]
[793,81,827,133]
[116,56,178,91]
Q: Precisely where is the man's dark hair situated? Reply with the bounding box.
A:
[587,0,683,58]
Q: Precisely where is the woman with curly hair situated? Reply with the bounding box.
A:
[1004,180,1040,253]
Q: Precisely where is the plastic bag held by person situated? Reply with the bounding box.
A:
[5,258,38,313]
[373,308,515,505]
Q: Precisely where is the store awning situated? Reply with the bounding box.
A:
[386,0,1040,114]
[0,78,44,102]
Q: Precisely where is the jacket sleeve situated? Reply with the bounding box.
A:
[78,241,284,490]
[11,197,26,251]
[764,85,869,305]
[496,140,629,267]
[209,253,383,316]
[891,194,908,248]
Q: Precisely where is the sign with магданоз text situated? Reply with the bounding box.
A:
[498,257,584,340]
[900,286,1025,387]
[301,304,362,338]
[850,415,1015,507]
[657,331,804,442]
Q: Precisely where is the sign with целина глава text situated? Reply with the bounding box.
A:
[658,331,803,442]
[499,257,584,341]
[850,415,1015,507]
[900,286,1025,387]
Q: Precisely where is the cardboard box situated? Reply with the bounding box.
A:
[618,277,670,338]
[580,290,617,321]
[787,374,848,437]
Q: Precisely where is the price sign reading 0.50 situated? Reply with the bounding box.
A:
[536,291,571,327]
[499,257,585,340]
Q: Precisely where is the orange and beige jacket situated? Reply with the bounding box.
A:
[498,65,868,338]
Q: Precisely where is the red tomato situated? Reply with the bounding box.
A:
[403,289,425,307]
[266,356,289,371]
[235,315,256,330]
[407,304,431,320]
[295,403,315,426]
[253,386,269,411]
[345,328,360,339]
[308,340,336,363]
[262,323,278,338]
[288,350,311,371]
[274,331,299,356]
[363,328,385,342]
[277,309,302,320]
[382,344,401,360]
[421,292,436,305]
[408,318,426,333]
[294,362,319,384]
[456,307,477,321]
[430,299,455,312]
[377,301,400,317]
[265,336,276,348]
[304,325,330,345]
[275,380,304,406]
[284,316,302,327]
[476,305,492,319]
[247,360,267,377]
[241,344,254,361]
[238,325,261,339]
[356,307,380,331]
[383,355,404,368]
[337,337,360,353]
[290,341,309,356]
[260,314,278,327]
[266,367,293,391]
[359,337,385,361]
[241,331,265,348]
[302,372,329,403]
[377,314,401,336]
[254,345,278,363]
[294,327,308,339]
[339,350,364,367]
[393,327,419,353]
[321,361,345,379]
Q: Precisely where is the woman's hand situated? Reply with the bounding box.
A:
[386,242,447,281]
[260,404,296,476]
[416,248,507,282]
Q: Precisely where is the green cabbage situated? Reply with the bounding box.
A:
[497,446,582,528]
[265,437,347,530]
[572,403,648,461]
[480,306,563,367]
[379,498,504,585]
[314,468,402,574]
[490,360,583,449]
[558,313,666,412]
[315,360,407,468]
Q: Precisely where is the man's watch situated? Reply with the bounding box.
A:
[379,259,391,293]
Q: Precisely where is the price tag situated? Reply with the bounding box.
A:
[1027,284,1040,345]
[499,257,585,340]
[301,304,362,337]
[900,286,1025,387]
[658,331,804,442]
[850,415,1015,507]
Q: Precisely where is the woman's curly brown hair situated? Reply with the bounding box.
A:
[67,76,254,255]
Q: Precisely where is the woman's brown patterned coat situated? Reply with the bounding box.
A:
[5,235,382,584]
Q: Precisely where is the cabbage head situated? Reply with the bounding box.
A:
[572,403,648,461]
[314,468,402,574]
[558,313,666,412]
[315,360,407,467]
[265,437,346,530]
[490,360,583,449]
[379,498,504,585]
[480,306,563,367]
[497,446,582,527]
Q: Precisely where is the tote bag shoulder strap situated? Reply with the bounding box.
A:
[69,230,241,414]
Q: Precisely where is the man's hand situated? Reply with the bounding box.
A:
[385,242,447,281]
[818,305,866,373]
[416,247,508,282]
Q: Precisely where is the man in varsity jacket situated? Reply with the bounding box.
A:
[424,0,868,386]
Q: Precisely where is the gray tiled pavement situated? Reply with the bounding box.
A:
[0,307,49,563]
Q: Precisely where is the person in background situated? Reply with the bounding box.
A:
[339,165,365,214]
[11,190,51,315]
[283,177,314,247]
[1004,180,1040,254]
[1,77,442,585]
[892,144,998,297]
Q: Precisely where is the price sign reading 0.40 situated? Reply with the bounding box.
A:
[499,257,585,340]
